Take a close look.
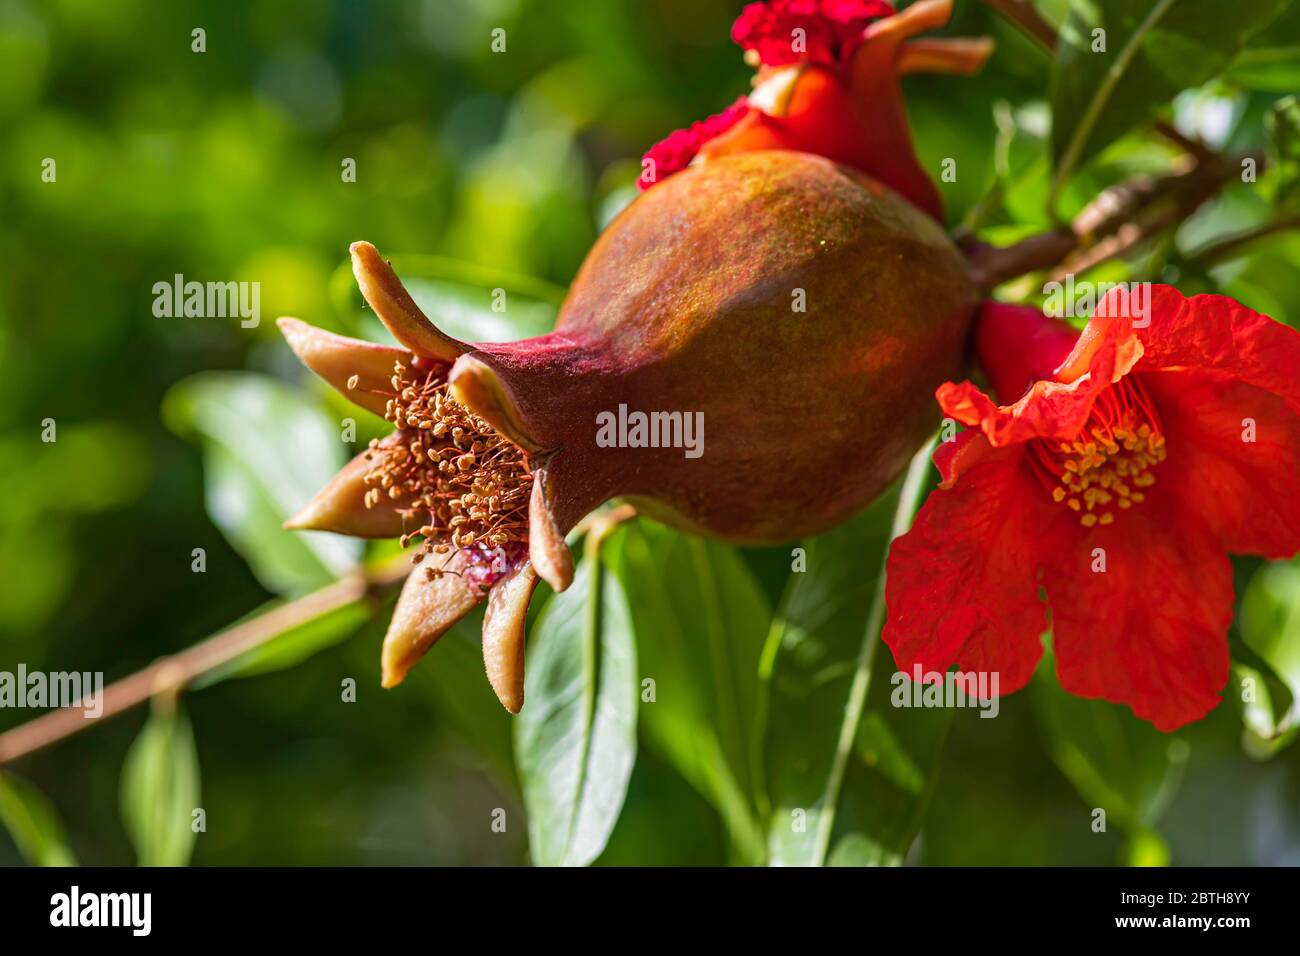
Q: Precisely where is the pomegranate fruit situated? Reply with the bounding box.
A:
[280,149,977,711]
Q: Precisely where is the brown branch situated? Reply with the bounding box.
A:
[965,0,1255,288]
[980,0,1056,50]
[1152,120,1219,166]
[966,152,1255,289]
[1189,214,1300,266]
[0,557,412,765]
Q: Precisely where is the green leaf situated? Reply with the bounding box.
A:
[1236,561,1300,747]
[1031,648,1189,833]
[1264,96,1300,209]
[414,616,519,787]
[163,371,361,595]
[1267,96,1300,163]
[965,100,1052,233]
[402,276,556,343]
[760,441,949,867]
[605,520,771,864]
[1124,826,1172,866]
[1231,662,1295,753]
[1224,3,1300,90]
[1,421,150,514]
[1050,0,1288,197]
[331,254,562,345]
[1226,47,1300,90]
[120,705,202,867]
[192,598,371,688]
[515,544,638,867]
[0,772,77,866]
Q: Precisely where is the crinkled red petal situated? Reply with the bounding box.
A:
[932,427,1000,488]
[1144,369,1300,559]
[938,302,1142,448]
[884,436,1067,696]
[1043,495,1231,732]
[1113,285,1300,414]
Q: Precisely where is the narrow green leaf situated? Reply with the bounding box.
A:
[605,520,770,864]
[415,617,519,787]
[825,832,888,867]
[163,372,361,595]
[402,276,556,344]
[515,544,638,867]
[383,254,567,307]
[1050,0,1288,199]
[1236,561,1300,748]
[1232,662,1294,752]
[760,439,948,867]
[1224,3,1300,90]
[1031,648,1189,833]
[1227,46,1300,90]
[965,101,1052,233]
[1264,96,1300,210]
[193,599,371,688]
[120,706,202,867]
[330,253,562,345]
[0,772,77,867]
[1267,96,1300,160]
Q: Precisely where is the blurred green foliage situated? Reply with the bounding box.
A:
[2,0,1300,867]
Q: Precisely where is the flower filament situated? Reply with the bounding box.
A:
[354,361,532,591]
[1030,375,1167,527]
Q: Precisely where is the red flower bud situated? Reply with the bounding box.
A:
[640,0,993,221]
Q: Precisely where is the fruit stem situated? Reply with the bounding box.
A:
[961,148,1263,291]
[0,557,412,765]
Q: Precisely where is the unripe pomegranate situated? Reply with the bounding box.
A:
[281,150,975,714]
[459,150,976,543]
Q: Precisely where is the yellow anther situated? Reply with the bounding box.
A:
[1039,383,1165,527]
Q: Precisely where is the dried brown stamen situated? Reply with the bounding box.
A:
[356,360,533,590]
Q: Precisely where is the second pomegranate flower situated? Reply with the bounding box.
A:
[884,287,1300,731]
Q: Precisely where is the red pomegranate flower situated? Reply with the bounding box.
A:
[639,0,993,220]
[883,287,1300,731]
[731,0,896,67]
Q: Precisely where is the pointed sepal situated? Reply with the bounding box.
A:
[381,552,484,688]
[350,241,469,362]
[481,563,539,713]
[277,317,406,418]
[284,433,410,538]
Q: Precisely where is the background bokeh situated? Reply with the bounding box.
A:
[2,0,1299,866]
